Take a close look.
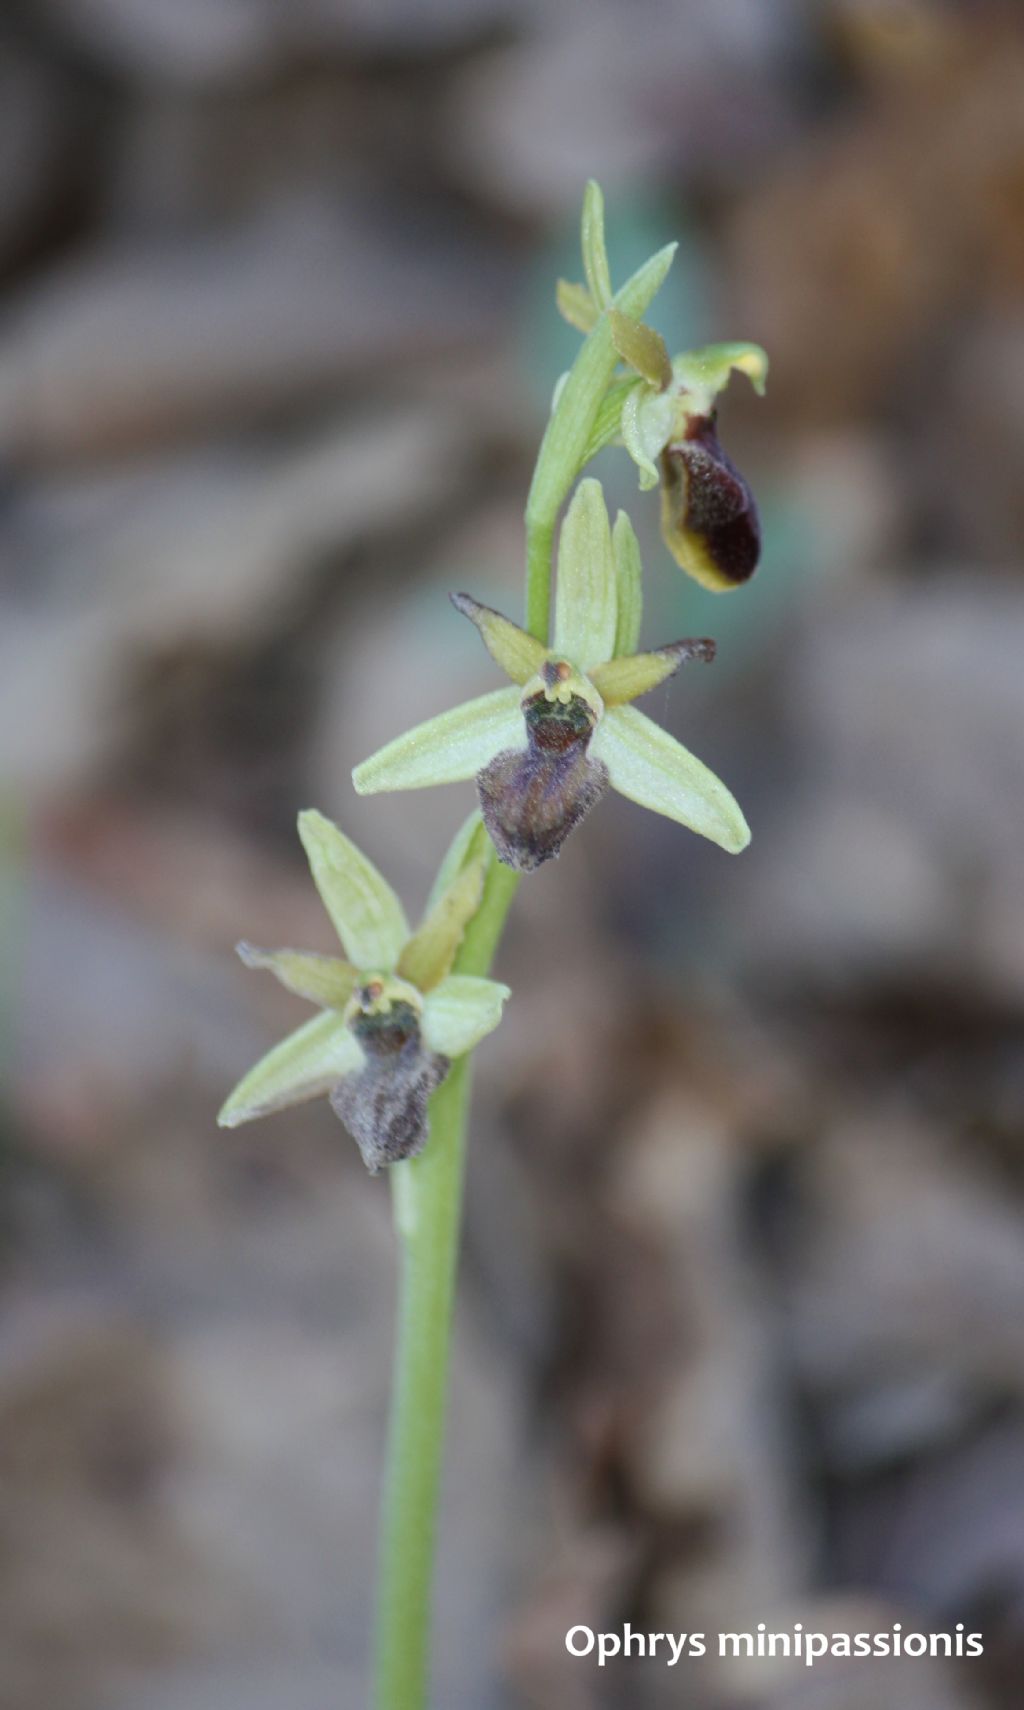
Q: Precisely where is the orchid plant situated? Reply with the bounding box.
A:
[219,181,766,1710]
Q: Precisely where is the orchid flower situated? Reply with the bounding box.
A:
[352,479,749,872]
[555,185,767,591]
[218,810,508,1172]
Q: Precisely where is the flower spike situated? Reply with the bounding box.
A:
[219,813,509,1172]
[353,478,749,872]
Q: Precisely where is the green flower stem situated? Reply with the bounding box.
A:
[524,515,556,643]
[372,202,676,1710]
[374,858,519,1710]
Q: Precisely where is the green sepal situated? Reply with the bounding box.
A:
[612,510,643,657]
[420,974,510,1058]
[236,942,357,1010]
[297,809,408,971]
[552,478,618,671]
[591,703,750,854]
[352,685,524,795]
[672,341,768,409]
[581,179,613,309]
[218,1010,363,1128]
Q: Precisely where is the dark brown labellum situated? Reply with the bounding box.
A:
[476,692,608,872]
[331,1000,449,1173]
[660,412,760,591]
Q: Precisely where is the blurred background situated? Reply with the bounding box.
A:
[1,0,1023,1706]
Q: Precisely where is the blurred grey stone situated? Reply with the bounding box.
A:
[614,1094,810,1631]
[0,404,468,791]
[784,1119,1024,1469]
[922,315,1024,565]
[732,580,1024,997]
[0,1096,527,1710]
[838,1418,1024,1627]
[17,863,256,1138]
[32,0,282,86]
[0,44,77,268]
[36,0,519,86]
[0,196,507,460]
[445,0,799,215]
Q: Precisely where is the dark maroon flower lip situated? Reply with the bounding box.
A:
[331,1040,450,1174]
[476,692,608,873]
[660,413,761,592]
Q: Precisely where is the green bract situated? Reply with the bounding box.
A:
[352,480,749,871]
[218,810,509,1171]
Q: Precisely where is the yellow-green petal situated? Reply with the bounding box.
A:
[591,703,750,854]
[236,942,357,1009]
[552,478,618,670]
[426,811,488,914]
[297,809,408,970]
[590,639,715,706]
[218,1010,363,1128]
[398,855,485,993]
[421,974,510,1057]
[612,510,643,657]
[352,685,524,795]
[451,592,547,685]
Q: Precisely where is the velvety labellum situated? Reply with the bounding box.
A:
[331,999,449,1173]
[660,413,760,591]
[476,693,608,872]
